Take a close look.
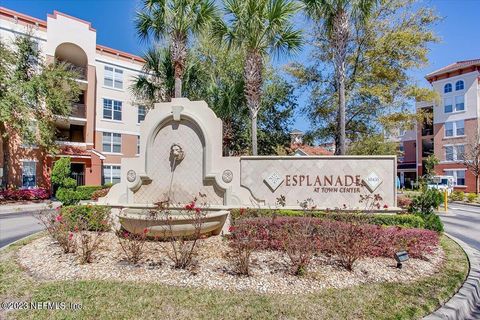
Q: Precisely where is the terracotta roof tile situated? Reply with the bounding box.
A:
[426,59,480,79]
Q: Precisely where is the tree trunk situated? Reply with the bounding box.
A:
[171,34,187,99]
[251,112,258,156]
[174,77,182,98]
[0,123,9,189]
[338,77,346,155]
[476,175,479,195]
[244,50,263,156]
[332,10,349,155]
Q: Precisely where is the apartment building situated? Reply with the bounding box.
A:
[416,59,480,192]
[0,7,146,190]
[385,128,418,189]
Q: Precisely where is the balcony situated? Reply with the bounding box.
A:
[65,64,87,81]
[70,103,86,119]
[421,138,434,158]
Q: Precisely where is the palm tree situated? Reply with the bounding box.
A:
[302,0,377,155]
[135,0,219,98]
[131,46,204,105]
[213,0,302,155]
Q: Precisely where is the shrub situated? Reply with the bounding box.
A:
[91,187,110,201]
[466,193,478,203]
[75,185,104,200]
[117,229,149,264]
[408,188,443,216]
[279,218,319,275]
[230,208,424,229]
[75,218,103,264]
[230,217,440,271]
[35,207,76,253]
[397,196,412,209]
[450,191,465,202]
[55,187,82,205]
[420,213,444,232]
[51,158,76,189]
[150,198,207,269]
[0,188,49,202]
[227,225,258,276]
[61,205,111,232]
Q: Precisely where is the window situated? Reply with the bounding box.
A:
[445,170,466,186]
[102,132,121,153]
[444,97,453,113]
[103,165,121,184]
[445,120,464,137]
[103,99,122,121]
[455,80,464,91]
[22,161,36,188]
[445,145,465,161]
[137,135,140,155]
[104,66,123,89]
[444,83,452,93]
[454,95,465,111]
[456,120,465,136]
[138,106,146,123]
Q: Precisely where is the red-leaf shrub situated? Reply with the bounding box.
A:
[230,217,439,271]
[397,196,413,209]
[226,225,259,276]
[0,188,50,202]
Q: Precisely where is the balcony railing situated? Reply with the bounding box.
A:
[70,103,86,118]
[61,63,87,80]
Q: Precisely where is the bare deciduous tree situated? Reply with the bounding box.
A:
[461,134,480,194]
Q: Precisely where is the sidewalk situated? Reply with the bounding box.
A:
[0,201,61,215]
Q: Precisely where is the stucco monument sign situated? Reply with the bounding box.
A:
[100,98,396,211]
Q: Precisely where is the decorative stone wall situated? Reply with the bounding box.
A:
[100,98,397,209]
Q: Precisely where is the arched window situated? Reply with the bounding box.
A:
[455,80,464,91]
[444,83,452,93]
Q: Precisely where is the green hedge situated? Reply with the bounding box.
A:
[75,185,104,200]
[61,205,111,231]
[230,208,425,229]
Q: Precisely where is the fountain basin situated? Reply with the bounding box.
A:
[119,208,229,238]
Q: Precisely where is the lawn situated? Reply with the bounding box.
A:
[0,234,468,320]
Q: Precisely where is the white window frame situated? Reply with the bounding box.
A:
[102,132,122,153]
[455,80,464,91]
[444,97,453,113]
[103,164,121,184]
[22,161,37,189]
[444,83,452,93]
[444,169,466,186]
[103,98,122,121]
[454,95,465,112]
[103,65,124,90]
[445,144,465,162]
[444,120,465,138]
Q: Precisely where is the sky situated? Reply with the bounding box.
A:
[2,0,480,132]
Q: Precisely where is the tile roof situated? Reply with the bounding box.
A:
[293,145,333,156]
[426,59,480,79]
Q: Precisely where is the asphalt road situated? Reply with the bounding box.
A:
[0,211,45,249]
[439,203,480,251]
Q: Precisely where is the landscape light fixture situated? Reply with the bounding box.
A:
[394,251,409,269]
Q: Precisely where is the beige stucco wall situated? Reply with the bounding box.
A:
[100,99,397,210]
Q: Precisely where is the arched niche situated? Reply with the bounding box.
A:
[133,115,225,205]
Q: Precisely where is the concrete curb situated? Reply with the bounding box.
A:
[450,201,480,208]
[0,231,43,251]
[0,201,61,215]
[424,234,480,320]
